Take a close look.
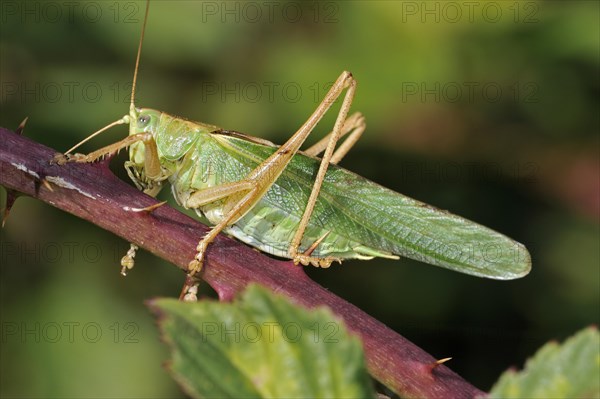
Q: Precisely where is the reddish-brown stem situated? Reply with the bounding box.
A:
[0,127,485,398]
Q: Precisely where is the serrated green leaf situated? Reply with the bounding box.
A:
[149,284,376,399]
[489,326,600,398]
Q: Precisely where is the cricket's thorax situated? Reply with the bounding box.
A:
[127,110,217,191]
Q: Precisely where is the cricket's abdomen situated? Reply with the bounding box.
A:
[168,131,395,261]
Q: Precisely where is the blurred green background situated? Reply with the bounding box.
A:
[1,0,598,397]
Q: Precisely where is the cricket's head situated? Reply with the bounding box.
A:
[123,107,163,192]
[127,107,161,167]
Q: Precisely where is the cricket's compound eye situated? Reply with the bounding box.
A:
[138,114,151,126]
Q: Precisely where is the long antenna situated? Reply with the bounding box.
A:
[130,0,150,114]
[64,118,127,154]
[64,0,150,154]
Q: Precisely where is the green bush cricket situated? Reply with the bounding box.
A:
[54,1,531,284]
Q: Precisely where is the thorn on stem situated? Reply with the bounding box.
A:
[15,117,29,136]
[3,118,30,227]
[2,190,20,228]
[41,178,54,192]
[429,357,452,371]
[123,201,167,213]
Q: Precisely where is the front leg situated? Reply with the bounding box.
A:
[52,132,162,180]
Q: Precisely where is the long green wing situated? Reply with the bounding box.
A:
[208,132,531,280]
